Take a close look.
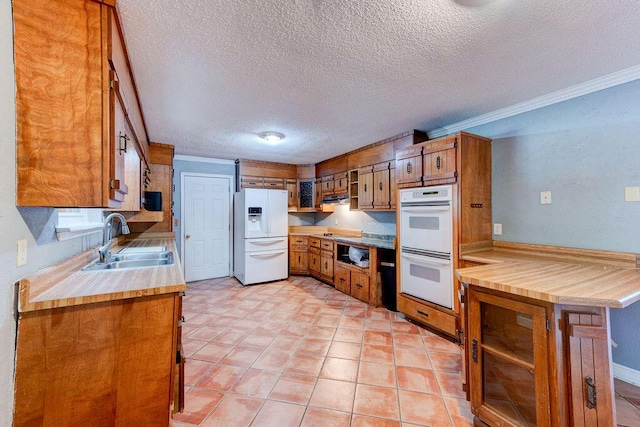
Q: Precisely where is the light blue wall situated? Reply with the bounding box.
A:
[173,159,235,255]
[466,79,640,371]
[311,205,396,235]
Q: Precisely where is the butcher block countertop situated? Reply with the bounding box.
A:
[17,232,186,313]
[457,241,640,309]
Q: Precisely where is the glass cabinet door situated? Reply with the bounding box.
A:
[468,289,551,427]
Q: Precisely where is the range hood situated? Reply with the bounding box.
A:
[322,194,349,204]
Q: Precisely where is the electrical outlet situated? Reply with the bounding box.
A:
[334,219,338,225]
[17,239,27,266]
[624,186,640,202]
[493,223,502,235]
[540,191,552,205]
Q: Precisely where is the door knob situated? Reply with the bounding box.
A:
[185,234,191,239]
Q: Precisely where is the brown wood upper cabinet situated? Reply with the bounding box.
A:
[395,145,423,187]
[423,135,457,186]
[14,0,149,208]
[333,172,349,195]
[358,166,374,209]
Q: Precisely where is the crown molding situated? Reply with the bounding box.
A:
[174,154,236,165]
[428,64,640,139]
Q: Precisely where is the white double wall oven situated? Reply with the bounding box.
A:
[398,185,454,310]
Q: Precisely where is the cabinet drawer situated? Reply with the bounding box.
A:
[263,177,285,189]
[398,296,457,337]
[241,176,265,188]
[290,236,309,251]
[310,237,321,248]
[320,240,334,252]
[351,272,370,303]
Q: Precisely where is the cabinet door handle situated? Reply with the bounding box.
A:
[364,184,367,192]
[339,179,342,187]
[436,155,441,170]
[290,191,292,198]
[417,310,429,317]
[586,376,597,409]
[472,338,478,364]
[298,255,301,263]
[379,182,383,191]
[406,162,411,174]
[119,132,128,154]
[339,278,345,282]
[356,284,363,289]
[185,234,191,239]
[324,261,328,269]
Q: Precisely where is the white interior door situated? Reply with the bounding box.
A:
[183,175,231,282]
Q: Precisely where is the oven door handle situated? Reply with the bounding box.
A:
[401,253,451,266]
[401,207,450,213]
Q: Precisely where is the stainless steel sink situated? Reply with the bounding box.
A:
[82,251,174,271]
[110,252,173,262]
[117,246,167,254]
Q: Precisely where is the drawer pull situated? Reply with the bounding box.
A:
[417,310,429,317]
[356,284,363,289]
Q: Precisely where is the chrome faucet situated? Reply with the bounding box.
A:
[98,213,130,263]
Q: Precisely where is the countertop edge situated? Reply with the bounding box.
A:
[18,233,186,313]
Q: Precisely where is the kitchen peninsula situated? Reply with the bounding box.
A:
[456,242,640,426]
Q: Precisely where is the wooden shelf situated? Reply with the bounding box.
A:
[124,208,164,223]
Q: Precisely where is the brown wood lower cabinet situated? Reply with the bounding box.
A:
[309,237,334,284]
[335,264,371,303]
[465,285,615,426]
[289,236,309,275]
[350,270,371,303]
[334,265,351,294]
[13,292,183,425]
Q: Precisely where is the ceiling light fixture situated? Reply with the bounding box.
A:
[259,131,285,145]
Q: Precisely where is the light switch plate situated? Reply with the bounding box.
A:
[17,239,27,266]
[624,186,640,202]
[540,191,552,205]
[493,223,502,235]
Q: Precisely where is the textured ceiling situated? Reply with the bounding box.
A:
[116,0,640,164]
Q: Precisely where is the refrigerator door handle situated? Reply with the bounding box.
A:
[264,192,271,235]
[248,250,286,258]
[249,239,286,245]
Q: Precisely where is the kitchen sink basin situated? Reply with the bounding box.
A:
[82,251,174,271]
[117,246,167,254]
[110,252,173,262]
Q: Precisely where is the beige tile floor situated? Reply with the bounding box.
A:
[174,275,640,427]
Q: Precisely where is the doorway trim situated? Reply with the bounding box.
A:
[180,172,234,279]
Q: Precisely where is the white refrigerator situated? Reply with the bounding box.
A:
[233,188,289,285]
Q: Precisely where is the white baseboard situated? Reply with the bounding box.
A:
[613,363,640,386]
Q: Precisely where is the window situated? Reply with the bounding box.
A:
[56,208,103,241]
